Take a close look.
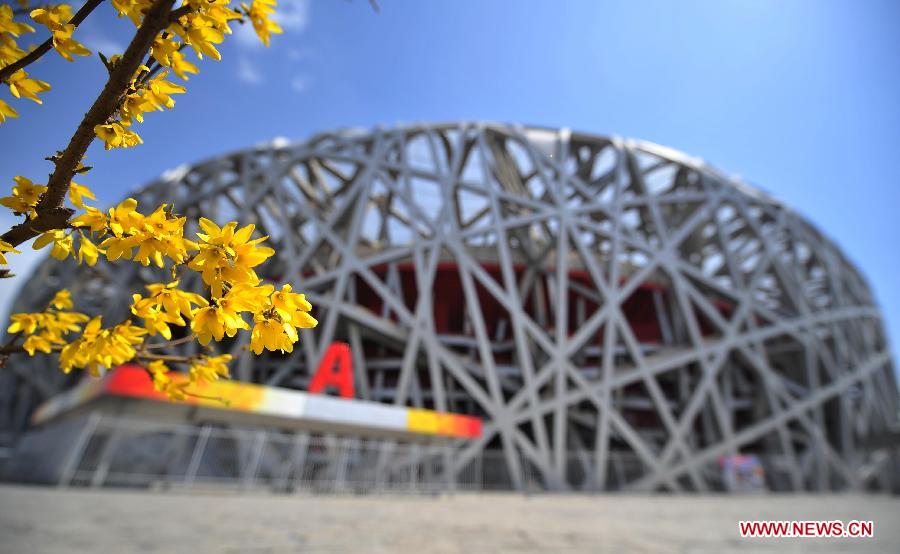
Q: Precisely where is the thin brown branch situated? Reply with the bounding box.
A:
[0,342,196,364]
[0,0,178,248]
[0,0,106,84]
[168,4,193,22]
[141,334,197,349]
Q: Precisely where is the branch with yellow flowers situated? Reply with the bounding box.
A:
[1,0,179,248]
[0,0,104,84]
[0,0,312,401]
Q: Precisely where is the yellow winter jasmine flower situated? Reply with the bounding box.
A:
[170,16,225,60]
[249,314,297,354]
[142,71,186,111]
[8,295,89,355]
[111,0,153,27]
[0,32,26,67]
[29,4,73,29]
[48,24,91,61]
[71,206,107,232]
[196,0,242,32]
[242,0,282,46]
[100,202,195,267]
[33,230,74,260]
[120,90,153,124]
[0,240,20,265]
[269,284,317,328]
[144,281,208,320]
[49,310,90,334]
[23,331,59,355]
[147,359,171,393]
[68,181,96,208]
[131,294,181,339]
[94,121,143,149]
[190,218,274,297]
[188,353,232,384]
[7,70,51,104]
[0,176,46,216]
[190,305,225,345]
[77,234,100,266]
[146,360,189,400]
[50,289,73,310]
[188,283,280,345]
[58,317,147,376]
[107,198,140,236]
[7,312,41,334]
[0,98,18,124]
[0,4,35,36]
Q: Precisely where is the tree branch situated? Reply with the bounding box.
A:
[0,0,178,248]
[0,0,106,84]
[0,342,197,364]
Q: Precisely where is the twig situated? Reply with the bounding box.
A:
[0,342,196,364]
[141,334,197,349]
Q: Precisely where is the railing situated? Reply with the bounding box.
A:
[56,413,536,493]
[27,412,821,493]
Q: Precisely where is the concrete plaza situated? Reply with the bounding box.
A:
[1,485,898,553]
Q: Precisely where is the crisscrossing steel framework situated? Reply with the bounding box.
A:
[2,123,897,492]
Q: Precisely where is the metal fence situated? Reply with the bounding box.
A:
[55,413,546,494]
[9,412,825,493]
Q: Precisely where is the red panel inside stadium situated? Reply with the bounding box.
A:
[356,263,731,349]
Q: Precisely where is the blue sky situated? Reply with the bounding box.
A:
[1,0,899,362]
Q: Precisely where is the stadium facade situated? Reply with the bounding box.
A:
[1,123,897,492]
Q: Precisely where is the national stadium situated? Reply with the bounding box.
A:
[0,123,897,493]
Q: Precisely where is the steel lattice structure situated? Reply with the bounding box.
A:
[2,123,897,492]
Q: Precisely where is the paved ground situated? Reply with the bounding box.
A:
[0,486,898,553]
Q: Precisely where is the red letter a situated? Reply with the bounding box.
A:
[308,342,354,398]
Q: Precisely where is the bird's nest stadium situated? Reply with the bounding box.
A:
[1,123,897,493]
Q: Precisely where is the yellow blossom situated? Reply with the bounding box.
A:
[151,37,200,80]
[188,353,232,384]
[242,0,282,47]
[0,33,27,67]
[250,314,296,354]
[0,4,35,36]
[170,16,224,61]
[23,331,64,355]
[58,317,147,376]
[141,71,185,111]
[8,295,89,356]
[107,198,140,236]
[0,175,46,216]
[190,305,225,345]
[0,240,21,265]
[49,23,90,61]
[71,206,107,232]
[101,203,195,267]
[94,121,143,149]
[50,289,73,310]
[130,294,181,339]
[270,284,317,328]
[144,280,207,319]
[111,0,153,26]
[0,98,17,123]
[30,5,89,61]
[68,181,96,208]
[77,234,100,266]
[189,218,274,297]
[33,230,74,260]
[7,70,50,104]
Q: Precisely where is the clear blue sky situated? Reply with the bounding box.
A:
[1,0,899,363]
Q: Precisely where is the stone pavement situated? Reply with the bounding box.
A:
[1,485,898,553]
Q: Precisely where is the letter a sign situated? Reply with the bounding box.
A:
[308,342,354,398]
